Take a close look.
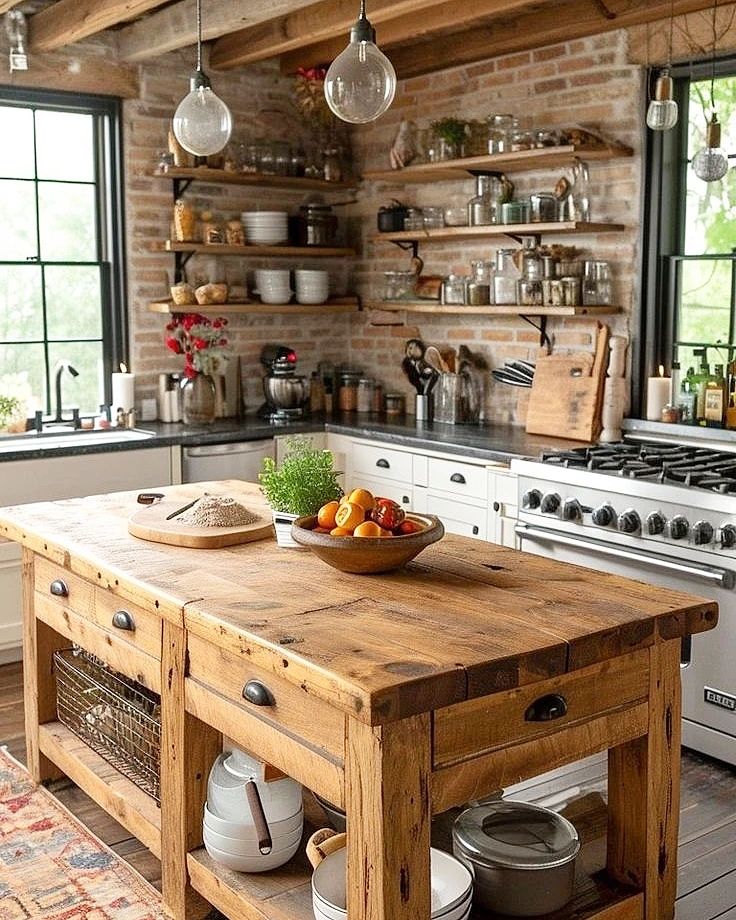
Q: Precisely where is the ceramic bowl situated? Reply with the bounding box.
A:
[207,753,303,824]
[291,514,444,574]
[312,793,346,833]
[203,836,301,873]
[203,822,303,858]
[203,802,303,839]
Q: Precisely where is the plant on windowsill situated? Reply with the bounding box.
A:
[259,435,343,547]
[0,394,24,434]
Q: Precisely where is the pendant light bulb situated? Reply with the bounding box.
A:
[692,114,730,182]
[646,71,679,131]
[324,0,396,124]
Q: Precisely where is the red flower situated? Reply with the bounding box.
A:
[213,319,222,329]
[183,364,198,379]
[165,336,182,354]
[193,337,209,350]
[182,315,197,331]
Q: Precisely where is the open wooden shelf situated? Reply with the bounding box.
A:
[38,721,161,858]
[148,296,360,315]
[154,241,355,258]
[372,222,624,244]
[152,166,356,192]
[366,301,620,317]
[364,144,633,183]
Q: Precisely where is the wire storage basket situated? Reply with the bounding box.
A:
[53,647,161,803]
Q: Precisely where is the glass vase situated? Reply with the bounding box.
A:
[182,373,216,426]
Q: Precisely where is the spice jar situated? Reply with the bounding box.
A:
[338,371,360,411]
[384,393,405,417]
[661,403,681,424]
[357,378,374,413]
[371,383,384,414]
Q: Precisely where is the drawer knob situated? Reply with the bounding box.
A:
[493,501,501,512]
[50,579,68,598]
[243,680,275,707]
[112,610,136,632]
[376,458,390,469]
[450,473,466,484]
[472,525,479,535]
[525,693,568,722]
[402,495,410,505]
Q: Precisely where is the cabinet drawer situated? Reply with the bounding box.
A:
[34,557,162,661]
[433,649,650,768]
[352,442,413,483]
[187,634,345,760]
[426,494,487,541]
[354,476,412,509]
[427,458,487,501]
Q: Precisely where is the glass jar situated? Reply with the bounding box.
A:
[290,147,306,176]
[441,274,468,305]
[583,260,613,305]
[466,280,491,305]
[510,119,533,151]
[371,383,384,414]
[529,193,558,223]
[357,378,374,413]
[465,120,488,156]
[338,372,360,411]
[561,276,582,306]
[323,147,343,183]
[534,129,559,148]
[272,142,291,176]
[384,393,405,417]
[467,175,501,226]
[542,278,565,306]
[517,278,543,306]
[173,199,197,242]
[383,271,417,301]
[494,248,521,305]
[487,114,514,154]
[182,373,216,426]
[500,199,529,224]
[422,206,445,229]
[403,208,424,231]
[295,203,337,246]
[520,243,542,281]
[471,259,494,284]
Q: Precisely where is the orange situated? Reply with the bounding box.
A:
[347,488,375,511]
[353,520,383,537]
[330,526,352,536]
[317,500,340,529]
[334,501,365,532]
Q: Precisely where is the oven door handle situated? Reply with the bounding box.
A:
[515,523,736,590]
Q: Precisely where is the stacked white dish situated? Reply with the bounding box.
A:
[204,748,304,873]
[295,269,330,305]
[312,846,473,920]
[254,269,293,304]
[242,211,289,246]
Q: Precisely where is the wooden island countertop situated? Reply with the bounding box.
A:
[0,480,719,920]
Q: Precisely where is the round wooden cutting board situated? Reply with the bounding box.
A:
[128,494,274,548]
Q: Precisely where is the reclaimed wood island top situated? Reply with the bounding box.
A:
[0,479,720,920]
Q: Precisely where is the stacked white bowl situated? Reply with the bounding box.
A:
[204,749,304,873]
[312,846,473,920]
[254,269,293,304]
[295,269,330,305]
[241,211,289,246]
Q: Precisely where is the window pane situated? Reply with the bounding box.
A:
[677,259,732,360]
[0,107,34,179]
[0,265,43,341]
[47,340,104,415]
[0,343,46,414]
[38,182,96,261]
[35,110,95,182]
[45,265,102,340]
[0,179,38,260]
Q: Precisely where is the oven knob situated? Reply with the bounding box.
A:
[617,509,641,534]
[646,511,667,536]
[669,515,690,540]
[720,524,736,548]
[591,504,614,527]
[692,521,714,546]
[540,492,561,515]
[522,489,542,510]
[562,498,583,522]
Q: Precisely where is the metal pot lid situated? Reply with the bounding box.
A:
[452,801,580,870]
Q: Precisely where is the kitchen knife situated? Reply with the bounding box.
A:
[165,497,201,520]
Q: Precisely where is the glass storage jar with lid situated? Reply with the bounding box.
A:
[467,175,502,226]
[441,274,468,305]
[383,270,417,301]
[493,248,521,305]
[487,114,514,154]
[295,201,337,246]
[469,259,494,303]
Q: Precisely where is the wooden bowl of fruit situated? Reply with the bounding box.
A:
[291,489,444,574]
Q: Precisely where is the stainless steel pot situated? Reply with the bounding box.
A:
[263,374,309,410]
[452,800,579,917]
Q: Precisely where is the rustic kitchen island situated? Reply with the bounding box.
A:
[0,481,718,920]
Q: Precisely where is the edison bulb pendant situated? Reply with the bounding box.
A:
[325,39,396,124]
[692,114,730,182]
[173,77,232,157]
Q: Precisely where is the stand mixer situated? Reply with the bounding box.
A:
[259,344,310,423]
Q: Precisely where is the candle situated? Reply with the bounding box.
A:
[111,362,135,412]
[646,365,670,421]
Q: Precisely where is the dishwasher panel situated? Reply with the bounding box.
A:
[182,439,274,484]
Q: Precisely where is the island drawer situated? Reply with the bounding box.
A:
[432,649,650,768]
[427,457,488,500]
[351,442,413,484]
[187,635,345,760]
[34,557,162,661]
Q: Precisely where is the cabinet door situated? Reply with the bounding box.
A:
[0,541,21,661]
[425,493,487,540]
[488,466,519,547]
[354,475,412,510]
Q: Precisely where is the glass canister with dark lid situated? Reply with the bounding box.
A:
[295,200,338,247]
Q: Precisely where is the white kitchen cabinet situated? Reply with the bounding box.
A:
[423,492,487,540]
[488,465,519,548]
[354,476,413,509]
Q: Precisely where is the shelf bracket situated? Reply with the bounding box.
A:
[174,250,195,284]
[172,177,194,199]
[520,314,551,351]
[391,240,419,259]
[504,231,542,245]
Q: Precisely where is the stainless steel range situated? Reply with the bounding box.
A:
[511,440,736,767]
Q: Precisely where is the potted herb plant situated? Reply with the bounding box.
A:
[430,117,467,161]
[259,436,342,547]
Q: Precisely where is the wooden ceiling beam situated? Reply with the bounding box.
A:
[0,1,24,13]
[382,0,722,79]
[210,0,537,71]
[29,0,170,53]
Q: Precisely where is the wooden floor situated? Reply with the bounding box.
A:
[2,659,735,919]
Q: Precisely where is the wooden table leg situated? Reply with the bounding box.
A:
[161,620,221,920]
[346,713,431,920]
[607,638,682,919]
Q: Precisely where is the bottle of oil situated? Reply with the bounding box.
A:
[692,349,710,422]
[704,363,726,427]
[676,367,697,424]
[726,361,736,429]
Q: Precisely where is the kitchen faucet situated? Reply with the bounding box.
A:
[52,361,79,424]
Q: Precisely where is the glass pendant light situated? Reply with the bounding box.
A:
[646,0,678,131]
[173,0,232,157]
[692,0,730,182]
[324,0,396,124]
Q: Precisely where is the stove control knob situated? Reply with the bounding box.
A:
[719,524,736,549]
[692,521,714,546]
[646,511,667,536]
[592,504,615,527]
[540,492,561,515]
[669,515,690,540]
[562,498,583,522]
[617,509,641,534]
[522,489,542,510]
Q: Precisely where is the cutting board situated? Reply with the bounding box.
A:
[128,494,274,548]
[526,324,610,442]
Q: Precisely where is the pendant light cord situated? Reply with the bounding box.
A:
[196,0,202,72]
[667,0,674,67]
[360,0,366,19]
[710,0,717,113]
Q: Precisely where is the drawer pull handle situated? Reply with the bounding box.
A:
[112,610,136,632]
[472,525,479,536]
[493,501,501,512]
[402,495,410,504]
[525,693,568,722]
[450,473,466,484]
[50,579,68,598]
[243,680,275,707]
[376,458,390,469]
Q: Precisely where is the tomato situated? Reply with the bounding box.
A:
[396,519,422,535]
[370,498,405,531]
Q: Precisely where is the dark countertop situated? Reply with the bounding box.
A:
[0,413,587,464]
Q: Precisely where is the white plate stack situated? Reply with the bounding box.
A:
[254,269,293,304]
[295,269,330,305]
[241,211,289,246]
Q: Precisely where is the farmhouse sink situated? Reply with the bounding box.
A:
[0,428,154,453]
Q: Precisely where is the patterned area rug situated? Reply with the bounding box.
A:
[0,748,167,919]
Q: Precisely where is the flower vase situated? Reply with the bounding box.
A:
[182,373,216,426]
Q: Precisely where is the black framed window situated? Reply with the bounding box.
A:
[0,87,126,418]
[638,58,736,411]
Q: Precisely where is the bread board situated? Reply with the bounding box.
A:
[128,494,274,548]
